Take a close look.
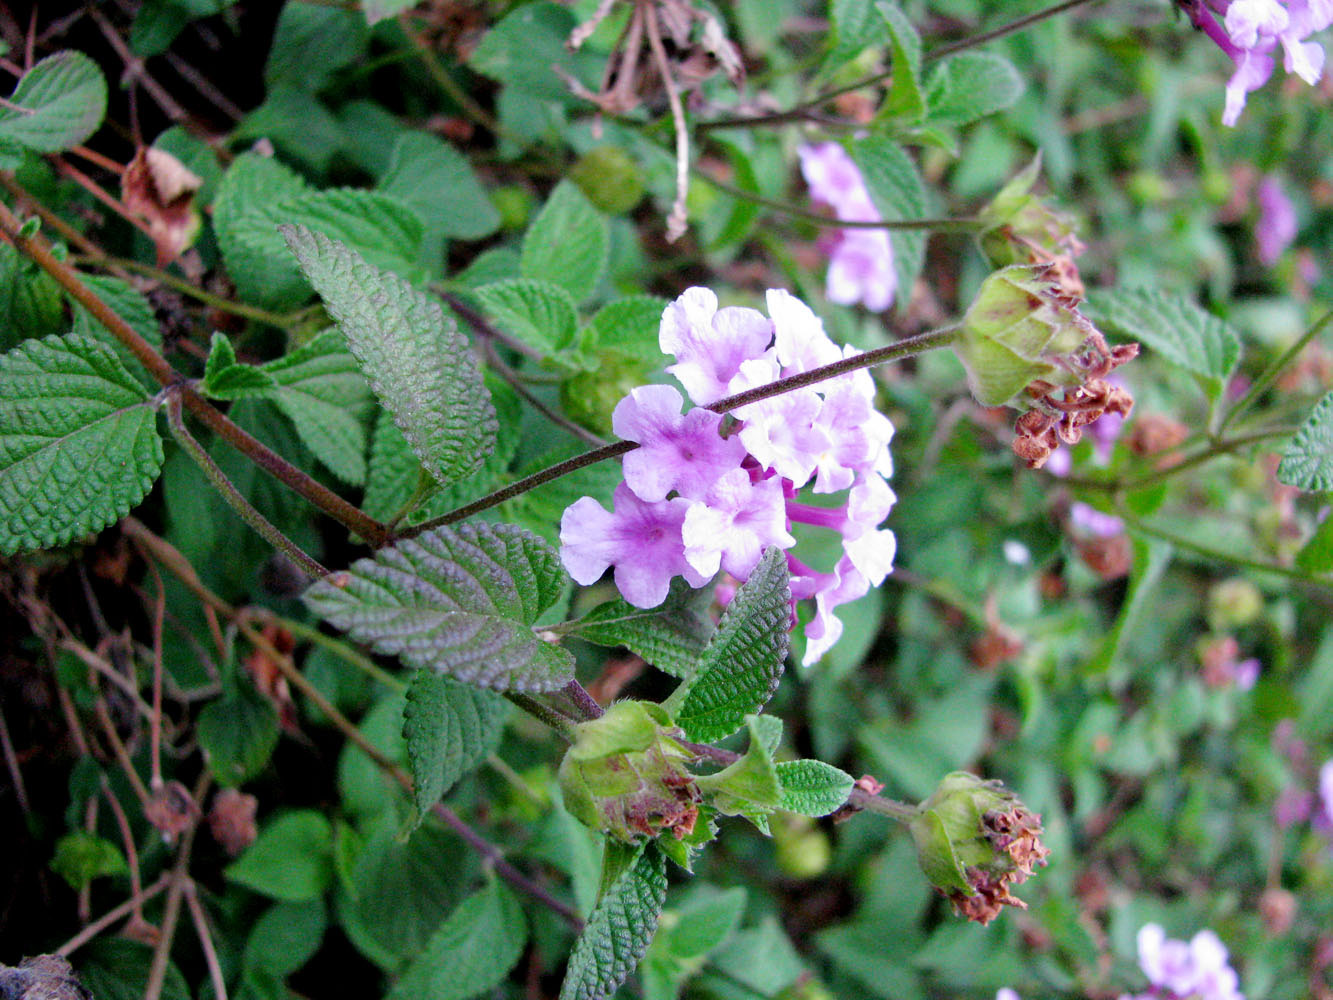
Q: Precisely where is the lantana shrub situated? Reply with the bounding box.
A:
[1,2,1332,1000]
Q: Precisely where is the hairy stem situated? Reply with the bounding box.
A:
[166,393,330,580]
[695,168,983,233]
[1066,426,1295,494]
[0,195,391,545]
[1219,308,1333,434]
[1118,510,1332,586]
[399,323,961,538]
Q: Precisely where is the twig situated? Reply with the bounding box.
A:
[88,6,195,131]
[145,558,166,792]
[1219,308,1333,434]
[183,881,229,1000]
[90,690,153,807]
[642,1,690,241]
[482,338,608,447]
[0,703,31,815]
[100,776,146,914]
[56,874,173,956]
[1118,510,1332,586]
[53,157,156,241]
[398,11,506,138]
[399,323,962,537]
[0,198,390,546]
[144,778,206,1000]
[166,392,330,580]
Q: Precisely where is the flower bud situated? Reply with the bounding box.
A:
[569,145,645,215]
[1207,577,1264,630]
[558,701,701,843]
[977,156,1085,276]
[773,814,832,880]
[908,771,1050,925]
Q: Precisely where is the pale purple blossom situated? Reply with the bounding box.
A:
[1187,0,1333,125]
[560,286,898,665]
[798,142,897,312]
[1256,174,1298,264]
[1273,785,1314,828]
[1070,502,1125,539]
[560,484,710,608]
[1317,758,1333,834]
[614,385,747,502]
[659,286,774,405]
[1129,923,1244,1000]
[996,989,1021,1000]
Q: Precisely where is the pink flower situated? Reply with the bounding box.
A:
[798,142,897,312]
[1069,502,1125,539]
[614,385,747,502]
[1134,923,1244,1000]
[560,484,710,608]
[682,470,794,578]
[659,287,773,405]
[1256,174,1298,265]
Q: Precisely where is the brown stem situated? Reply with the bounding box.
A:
[183,881,229,1000]
[99,776,145,918]
[399,323,961,538]
[642,1,690,242]
[56,874,173,956]
[0,196,390,545]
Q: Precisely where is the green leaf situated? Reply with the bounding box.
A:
[380,132,500,242]
[283,224,497,489]
[244,900,327,978]
[694,717,783,823]
[304,523,575,692]
[197,684,281,786]
[363,411,431,523]
[68,274,164,389]
[1296,504,1333,573]
[389,880,528,1000]
[570,582,712,679]
[0,334,163,555]
[580,296,670,367]
[521,180,608,303]
[403,670,510,821]
[669,548,791,742]
[850,137,928,310]
[226,811,335,902]
[51,831,128,890]
[1086,287,1241,386]
[201,333,278,399]
[560,844,668,1000]
[79,939,191,1000]
[1278,391,1333,492]
[776,760,855,817]
[924,53,1024,127]
[875,3,925,122]
[473,278,581,356]
[265,2,366,92]
[826,0,890,73]
[469,3,601,102]
[0,51,108,152]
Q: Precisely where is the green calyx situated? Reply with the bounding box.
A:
[907,771,1030,896]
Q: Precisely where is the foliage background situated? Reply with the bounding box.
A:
[1,1,1332,999]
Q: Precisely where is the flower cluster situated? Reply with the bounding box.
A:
[1121,923,1244,1000]
[1182,0,1333,125]
[798,142,897,312]
[560,287,897,665]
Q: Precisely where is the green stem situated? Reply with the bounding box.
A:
[166,394,330,580]
[0,194,391,546]
[87,256,309,329]
[256,611,407,693]
[398,11,510,141]
[1117,510,1330,586]
[1066,426,1295,493]
[396,323,962,539]
[504,693,578,736]
[694,168,983,233]
[696,0,1105,132]
[1218,308,1333,434]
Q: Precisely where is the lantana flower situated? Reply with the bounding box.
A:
[1121,923,1245,1000]
[1181,0,1333,125]
[798,142,897,312]
[560,287,897,665]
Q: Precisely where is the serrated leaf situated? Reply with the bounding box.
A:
[389,879,528,1000]
[924,52,1024,127]
[826,0,891,73]
[581,296,670,366]
[363,411,433,523]
[201,334,278,400]
[469,3,601,102]
[1278,391,1333,493]
[403,670,510,821]
[1086,287,1241,386]
[850,137,927,310]
[473,278,581,356]
[521,180,608,303]
[668,548,790,742]
[571,581,712,679]
[283,224,497,489]
[381,132,500,242]
[559,844,667,1000]
[304,523,574,691]
[0,334,163,555]
[776,760,855,817]
[0,51,108,152]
